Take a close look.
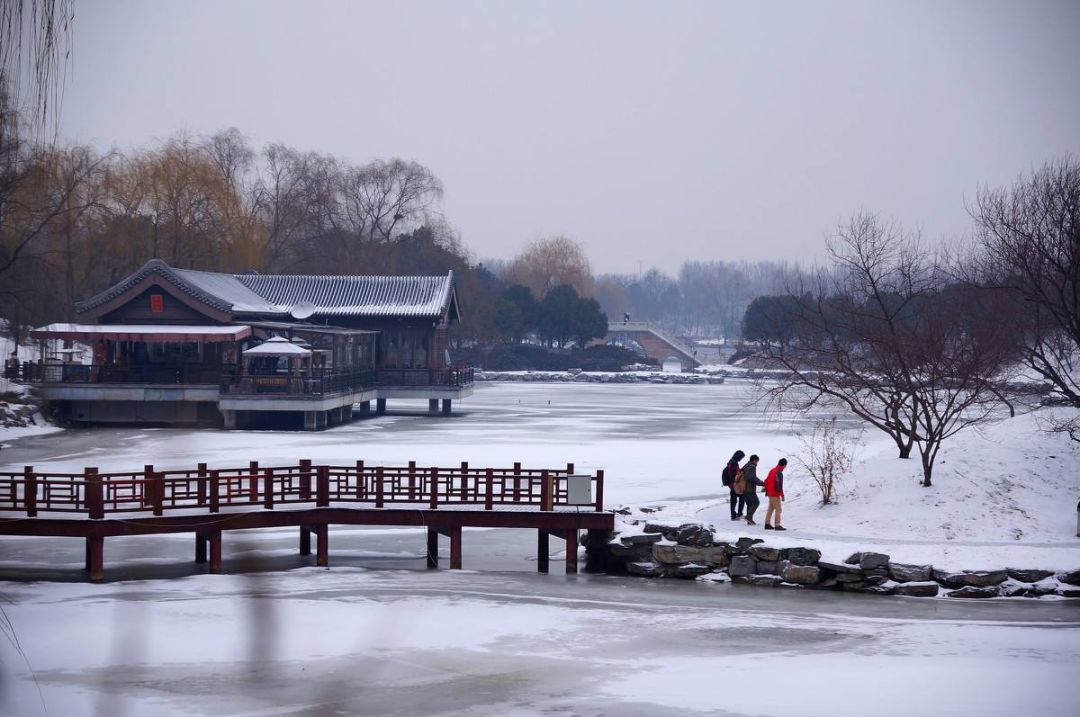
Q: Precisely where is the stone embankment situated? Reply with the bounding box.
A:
[476,369,725,385]
[582,521,1080,599]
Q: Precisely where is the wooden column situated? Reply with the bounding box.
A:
[299,526,311,556]
[537,530,550,573]
[195,534,208,564]
[86,536,104,582]
[564,529,579,574]
[316,525,329,567]
[426,528,439,569]
[209,531,222,574]
[448,526,462,569]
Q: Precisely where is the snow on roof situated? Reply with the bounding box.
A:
[76,259,456,320]
[31,323,253,343]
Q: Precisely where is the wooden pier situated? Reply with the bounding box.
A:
[0,461,613,581]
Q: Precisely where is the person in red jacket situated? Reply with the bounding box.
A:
[763,458,787,531]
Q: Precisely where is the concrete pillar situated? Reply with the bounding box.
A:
[343,404,353,422]
[449,526,462,569]
[316,525,329,567]
[195,534,208,564]
[209,531,222,574]
[222,410,237,430]
[376,398,386,414]
[564,529,579,574]
[86,536,104,582]
[429,398,439,415]
[299,526,311,556]
[359,401,371,415]
[441,399,452,416]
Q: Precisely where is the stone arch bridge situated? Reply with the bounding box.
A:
[598,322,701,371]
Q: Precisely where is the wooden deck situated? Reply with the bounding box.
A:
[0,461,613,581]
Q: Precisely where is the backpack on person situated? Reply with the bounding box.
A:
[732,469,747,495]
[721,461,736,487]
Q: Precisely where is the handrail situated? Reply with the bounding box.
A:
[0,460,606,516]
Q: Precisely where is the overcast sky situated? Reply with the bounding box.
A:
[58,1,1080,275]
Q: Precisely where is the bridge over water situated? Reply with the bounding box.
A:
[600,321,701,370]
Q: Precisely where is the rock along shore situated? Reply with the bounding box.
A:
[583,520,1080,599]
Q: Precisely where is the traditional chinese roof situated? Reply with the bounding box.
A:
[76,259,459,322]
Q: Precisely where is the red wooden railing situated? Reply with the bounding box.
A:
[0,461,606,517]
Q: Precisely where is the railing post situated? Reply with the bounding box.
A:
[209,470,220,513]
[355,460,364,500]
[541,470,552,511]
[152,472,164,516]
[375,466,385,508]
[429,468,439,510]
[513,462,522,502]
[197,462,208,505]
[595,469,605,512]
[485,468,494,510]
[24,466,37,517]
[85,467,104,519]
[299,459,312,501]
[460,461,469,501]
[264,469,274,509]
[316,465,330,507]
[249,461,259,502]
[566,463,574,475]
[143,464,154,508]
[408,460,416,501]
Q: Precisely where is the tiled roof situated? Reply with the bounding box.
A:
[235,273,454,318]
[77,259,456,320]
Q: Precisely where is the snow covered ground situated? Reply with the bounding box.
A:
[1,381,1079,715]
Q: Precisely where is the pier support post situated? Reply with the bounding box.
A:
[448,526,462,569]
[299,526,311,556]
[441,399,452,416]
[359,401,370,415]
[537,530,550,573]
[427,528,439,568]
[209,531,222,574]
[316,525,329,567]
[376,398,386,414]
[86,536,104,582]
[222,410,237,429]
[564,529,579,574]
[428,398,439,415]
[195,534,208,564]
[304,411,318,431]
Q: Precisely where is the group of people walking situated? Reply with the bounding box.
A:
[722,451,788,530]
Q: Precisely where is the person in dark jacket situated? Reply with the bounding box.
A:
[763,458,787,531]
[741,454,765,525]
[722,450,746,520]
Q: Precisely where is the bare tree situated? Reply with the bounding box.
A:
[503,235,593,299]
[972,157,1080,440]
[795,416,860,504]
[752,213,1016,486]
[0,0,75,136]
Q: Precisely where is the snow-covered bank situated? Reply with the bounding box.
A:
[606,406,1080,582]
[476,368,726,384]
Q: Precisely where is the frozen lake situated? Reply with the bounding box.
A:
[2,381,1079,716]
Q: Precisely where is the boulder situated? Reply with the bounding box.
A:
[1006,568,1055,584]
[961,570,1008,587]
[676,524,714,547]
[858,552,890,570]
[818,560,864,575]
[755,560,778,575]
[1031,577,1060,595]
[864,584,896,596]
[608,543,654,561]
[1059,569,1080,586]
[888,563,933,583]
[1057,585,1080,598]
[652,544,709,565]
[863,574,889,587]
[932,569,968,589]
[779,561,822,585]
[621,533,663,546]
[643,523,680,541]
[947,586,999,599]
[782,547,822,566]
[749,546,782,562]
[999,580,1032,598]
[729,555,757,578]
[750,575,784,587]
[817,577,839,589]
[864,568,889,579]
[842,582,869,592]
[844,552,862,565]
[835,572,866,584]
[732,537,764,553]
[672,563,713,579]
[627,561,668,578]
[702,546,731,568]
[893,582,940,597]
